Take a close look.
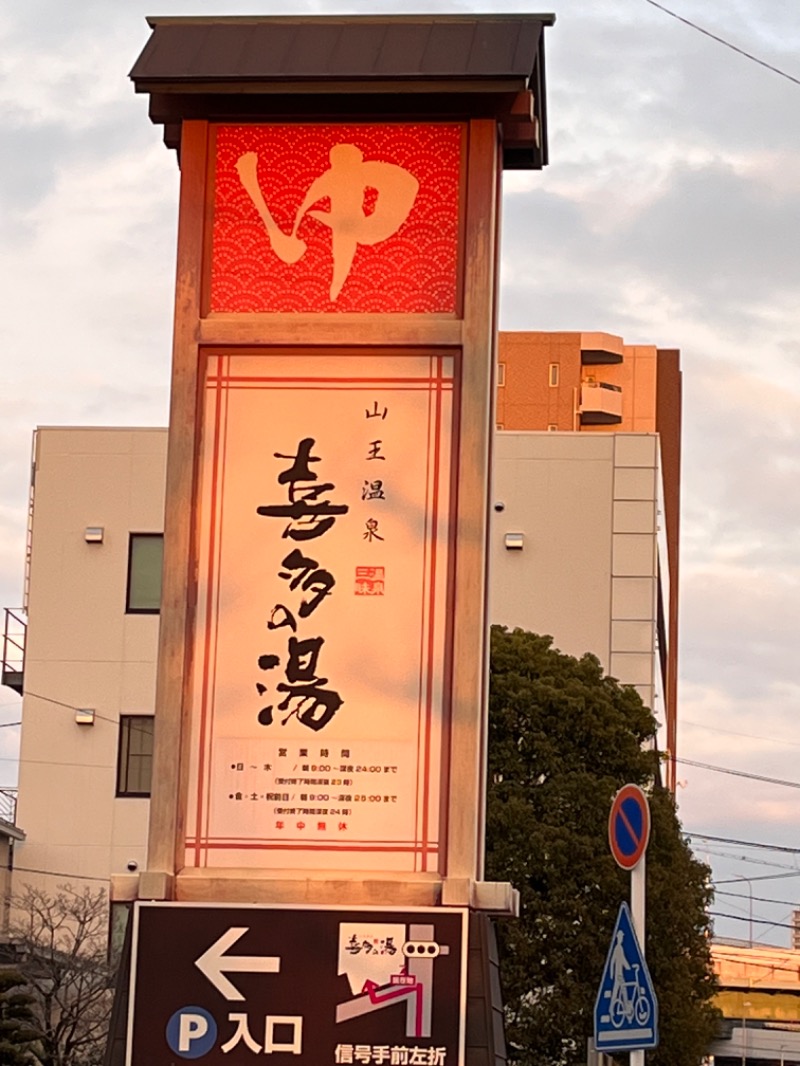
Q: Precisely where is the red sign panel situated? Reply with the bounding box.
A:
[211,123,462,314]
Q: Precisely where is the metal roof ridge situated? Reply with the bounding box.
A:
[144,14,557,28]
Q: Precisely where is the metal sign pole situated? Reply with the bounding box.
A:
[596,784,657,1059]
[630,853,646,1066]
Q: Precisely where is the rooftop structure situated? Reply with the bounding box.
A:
[130,14,553,169]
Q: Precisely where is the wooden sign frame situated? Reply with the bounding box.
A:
[141,116,500,910]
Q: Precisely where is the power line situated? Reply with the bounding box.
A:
[702,847,795,867]
[11,864,109,884]
[715,872,800,886]
[682,718,800,749]
[714,949,797,964]
[24,692,153,737]
[696,843,794,862]
[712,911,798,931]
[677,757,800,790]
[701,953,800,978]
[687,833,800,856]
[700,850,800,873]
[9,757,115,770]
[717,889,800,909]
[642,0,800,88]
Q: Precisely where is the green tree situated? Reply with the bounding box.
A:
[0,969,42,1065]
[485,626,718,1066]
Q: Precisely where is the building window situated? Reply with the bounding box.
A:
[548,363,560,387]
[126,534,163,613]
[496,423,504,431]
[547,424,558,432]
[117,715,154,797]
[497,362,506,387]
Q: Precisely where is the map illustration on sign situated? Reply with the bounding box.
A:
[337,922,449,1038]
[594,902,658,1052]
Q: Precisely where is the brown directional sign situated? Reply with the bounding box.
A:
[127,903,467,1066]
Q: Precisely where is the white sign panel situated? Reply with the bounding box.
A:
[185,351,455,872]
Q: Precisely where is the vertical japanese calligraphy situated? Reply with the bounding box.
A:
[255,440,347,732]
[186,351,455,872]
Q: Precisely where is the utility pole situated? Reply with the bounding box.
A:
[735,876,754,947]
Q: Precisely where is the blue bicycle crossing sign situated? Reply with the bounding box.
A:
[594,902,658,1052]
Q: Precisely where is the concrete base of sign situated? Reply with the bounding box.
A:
[443,879,519,916]
[174,871,442,908]
[110,873,140,902]
[136,868,518,916]
[474,882,519,917]
[138,869,173,901]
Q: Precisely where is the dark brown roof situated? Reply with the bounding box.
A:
[131,15,552,84]
[130,15,554,169]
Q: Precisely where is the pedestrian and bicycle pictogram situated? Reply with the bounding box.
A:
[594,902,658,1052]
[608,930,650,1029]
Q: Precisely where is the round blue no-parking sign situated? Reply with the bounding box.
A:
[608,783,650,870]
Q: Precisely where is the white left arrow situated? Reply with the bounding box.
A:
[194,927,281,1001]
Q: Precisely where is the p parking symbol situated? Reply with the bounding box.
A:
[166,1006,218,1059]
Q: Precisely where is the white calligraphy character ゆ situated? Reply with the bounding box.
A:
[236,144,419,301]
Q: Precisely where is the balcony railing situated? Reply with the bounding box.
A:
[1,609,26,695]
[579,381,623,425]
[0,790,17,827]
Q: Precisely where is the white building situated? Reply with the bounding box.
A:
[4,428,166,938]
[1,424,671,932]
[491,430,668,716]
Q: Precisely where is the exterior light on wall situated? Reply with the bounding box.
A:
[75,708,96,725]
[504,533,524,550]
[84,527,104,544]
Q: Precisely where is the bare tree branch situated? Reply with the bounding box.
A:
[9,884,114,1066]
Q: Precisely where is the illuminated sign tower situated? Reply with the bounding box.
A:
[124,16,552,1066]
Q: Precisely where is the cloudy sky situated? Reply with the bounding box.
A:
[2,0,800,946]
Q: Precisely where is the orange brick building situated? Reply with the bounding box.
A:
[496,331,681,790]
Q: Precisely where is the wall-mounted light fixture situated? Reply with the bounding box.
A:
[84,527,104,544]
[504,532,524,550]
[75,708,95,725]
